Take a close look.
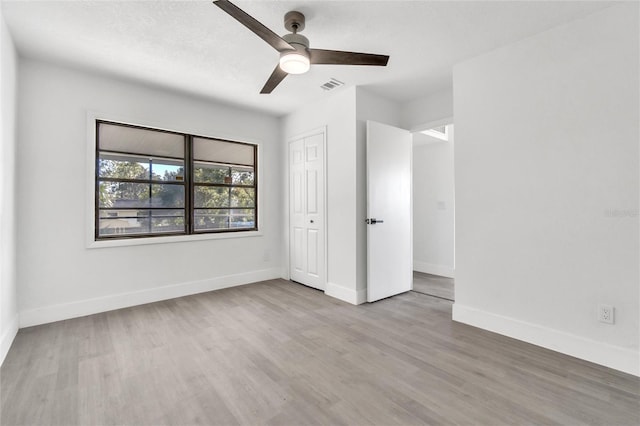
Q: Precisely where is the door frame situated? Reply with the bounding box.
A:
[410,116,455,280]
[286,126,328,290]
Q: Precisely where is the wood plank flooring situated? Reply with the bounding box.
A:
[1,279,638,425]
[412,272,455,301]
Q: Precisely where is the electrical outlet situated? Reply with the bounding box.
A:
[598,304,614,324]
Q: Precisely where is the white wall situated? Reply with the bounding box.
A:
[453,4,639,375]
[281,88,360,303]
[17,59,283,326]
[282,87,401,305]
[413,128,455,278]
[400,88,453,131]
[0,7,18,365]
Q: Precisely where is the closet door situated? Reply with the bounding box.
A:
[289,131,325,290]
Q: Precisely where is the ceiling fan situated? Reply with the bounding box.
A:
[213,0,390,94]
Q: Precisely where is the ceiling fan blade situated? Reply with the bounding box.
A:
[309,49,389,66]
[261,66,288,94]
[213,0,294,52]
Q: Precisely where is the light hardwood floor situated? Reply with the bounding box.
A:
[413,272,455,301]
[1,279,638,425]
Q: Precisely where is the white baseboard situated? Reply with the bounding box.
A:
[19,268,281,328]
[0,314,19,366]
[453,303,639,377]
[413,261,455,278]
[325,282,367,305]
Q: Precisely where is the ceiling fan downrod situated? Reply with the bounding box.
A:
[284,10,305,34]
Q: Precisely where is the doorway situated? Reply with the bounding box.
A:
[412,122,455,301]
[413,272,454,301]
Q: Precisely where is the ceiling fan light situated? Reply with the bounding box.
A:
[279,51,310,74]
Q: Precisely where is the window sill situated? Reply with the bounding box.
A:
[87,230,263,249]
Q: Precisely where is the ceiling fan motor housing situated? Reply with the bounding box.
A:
[282,33,309,50]
[279,33,310,74]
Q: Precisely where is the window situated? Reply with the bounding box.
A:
[96,121,257,240]
[419,125,449,141]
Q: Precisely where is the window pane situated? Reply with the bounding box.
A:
[98,217,148,236]
[152,184,185,208]
[99,209,183,219]
[194,186,229,208]
[98,209,150,236]
[98,209,185,236]
[98,154,150,180]
[99,122,184,158]
[230,209,255,228]
[193,137,254,165]
[151,209,184,217]
[232,166,254,185]
[151,160,185,182]
[194,162,230,184]
[98,181,184,208]
[99,209,144,219]
[98,153,185,182]
[98,181,150,208]
[151,212,185,233]
[231,188,255,207]
[194,209,229,231]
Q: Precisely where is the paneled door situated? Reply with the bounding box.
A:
[367,121,412,302]
[289,130,325,290]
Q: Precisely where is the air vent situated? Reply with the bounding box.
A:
[320,78,344,91]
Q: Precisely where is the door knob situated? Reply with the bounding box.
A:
[310,219,314,223]
[366,218,384,225]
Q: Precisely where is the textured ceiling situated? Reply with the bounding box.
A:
[2,0,615,116]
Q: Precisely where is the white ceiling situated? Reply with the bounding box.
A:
[2,0,614,116]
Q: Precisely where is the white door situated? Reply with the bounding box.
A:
[366,121,412,302]
[290,131,325,290]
